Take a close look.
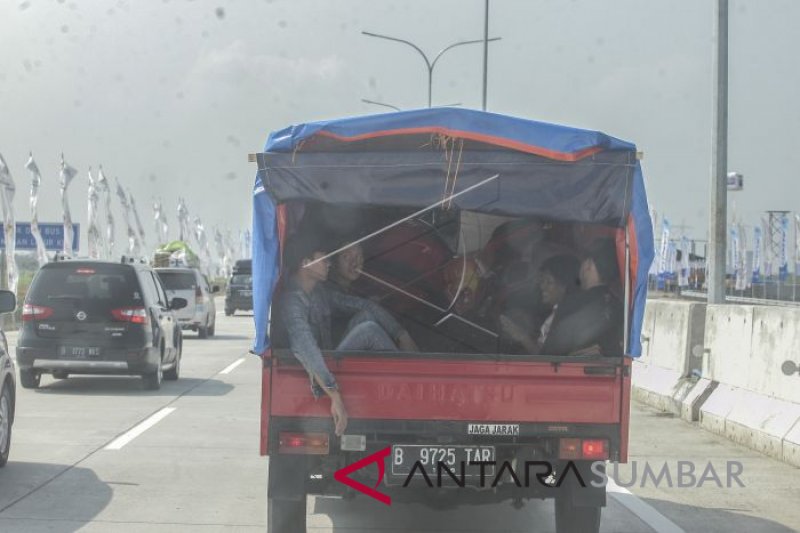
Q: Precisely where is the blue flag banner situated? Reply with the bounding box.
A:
[0,223,79,252]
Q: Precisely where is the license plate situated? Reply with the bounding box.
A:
[391,445,495,476]
[59,346,101,359]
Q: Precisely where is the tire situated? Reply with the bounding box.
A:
[267,496,306,533]
[198,325,208,339]
[20,369,40,390]
[555,495,601,533]
[0,384,12,467]
[52,371,69,380]
[164,347,180,381]
[208,321,215,337]
[143,348,164,390]
[225,308,234,316]
[267,455,307,533]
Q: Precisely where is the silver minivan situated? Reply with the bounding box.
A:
[155,268,218,338]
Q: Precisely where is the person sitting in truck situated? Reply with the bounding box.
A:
[498,254,580,354]
[275,237,418,436]
[541,240,624,356]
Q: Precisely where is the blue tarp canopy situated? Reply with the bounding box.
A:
[252,108,654,356]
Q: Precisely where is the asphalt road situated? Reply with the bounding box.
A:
[1,306,798,532]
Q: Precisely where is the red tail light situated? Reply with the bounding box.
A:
[195,285,203,305]
[559,438,609,460]
[581,439,609,460]
[278,432,330,455]
[111,307,148,324]
[22,304,54,321]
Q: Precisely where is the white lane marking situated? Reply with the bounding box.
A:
[219,357,246,375]
[607,478,685,533]
[104,407,177,451]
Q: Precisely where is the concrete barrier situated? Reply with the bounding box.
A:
[697,305,800,467]
[635,300,800,467]
[632,300,705,418]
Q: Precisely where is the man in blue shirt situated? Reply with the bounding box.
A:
[277,237,417,436]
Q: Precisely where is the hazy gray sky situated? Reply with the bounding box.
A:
[1,0,798,251]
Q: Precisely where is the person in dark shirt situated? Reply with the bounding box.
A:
[276,237,417,436]
[541,240,624,356]
[498,254,580,354]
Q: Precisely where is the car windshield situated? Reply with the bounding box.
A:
[156,272,196,291]
[231,275,252,285]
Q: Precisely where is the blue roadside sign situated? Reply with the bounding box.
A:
[0,223,80,252]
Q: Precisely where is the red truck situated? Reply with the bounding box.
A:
[251,108,654,533]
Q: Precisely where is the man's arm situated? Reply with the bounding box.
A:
[282,292,339,391]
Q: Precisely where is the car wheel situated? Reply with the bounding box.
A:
[225,308,234,316]
[0,384,12,467]
[20,369,40,390]
[198,325,208,339]
[52,371,69,380]
[164,351,180,381]
[143,348,164,390]
[208,321,215,337]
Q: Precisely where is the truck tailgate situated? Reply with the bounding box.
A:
[268,353,629,425]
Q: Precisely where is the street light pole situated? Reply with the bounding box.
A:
[708,0,728,304]
[362,31,500,108]
[482,0,489,111]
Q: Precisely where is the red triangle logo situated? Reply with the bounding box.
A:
[334,446,392,505]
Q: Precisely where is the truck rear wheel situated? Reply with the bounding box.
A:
[267,455,307,533]
[267,496,306,533]
[555,495,601,533]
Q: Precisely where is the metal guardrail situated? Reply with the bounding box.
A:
[679,290,800,308]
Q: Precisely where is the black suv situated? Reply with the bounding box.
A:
[0,290,17,468]
[16,258,186,390]
[224,259,252,316]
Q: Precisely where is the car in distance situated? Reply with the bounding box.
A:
[155,268,218,338]
[0,290,18,467]
[16,258,186,390]
[224,261,252,316]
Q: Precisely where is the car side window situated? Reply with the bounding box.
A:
[138,271,159,306]
[150,272,169,307]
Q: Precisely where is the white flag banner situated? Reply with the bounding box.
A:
[679,236,690,287]
[25,153,48,266]
[762,218,771,277]
[87,167,102,259]
[658,217,670,275]
[129,192,147,250]
[730,225,740,279]
[115,180,140,257]
[59,154,78,255]
[735,223,747,291]
[177,197,191,243]
[0,153,18,295]
[153,199,169,245]
[795,214,800,275]
[193,217,211,276]
[779,213,789,280]
[752,226,762,283]
[97,166,114,259]
[214,228,230,278]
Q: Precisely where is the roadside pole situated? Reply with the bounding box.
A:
[708,0,728,304]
